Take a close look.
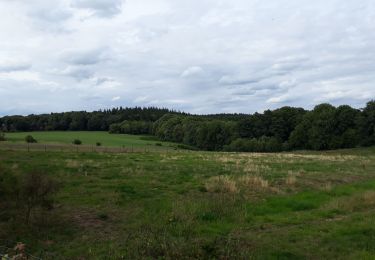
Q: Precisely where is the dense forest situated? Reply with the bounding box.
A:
[0,107,173,132]
[1,101,375,152]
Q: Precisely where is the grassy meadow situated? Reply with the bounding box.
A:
[1,134,375,259]
[3,131,176,148]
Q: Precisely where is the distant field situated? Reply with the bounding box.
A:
[3,131,176,148]
[1,147,375,258]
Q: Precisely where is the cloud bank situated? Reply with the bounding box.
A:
[0,0,374,115]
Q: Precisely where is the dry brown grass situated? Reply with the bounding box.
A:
[238,175,269,190]
[361,191,375,204]
[322,182,333,191]
[66,159,81,168]
[285,173,297,186]
[205,175,238,193]
[324,191,375,213]
[243,164,271,174]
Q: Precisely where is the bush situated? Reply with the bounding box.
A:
[96,142,102,146]
[21,172,60,224]
[73,139,82,145]
[0,170,60,225]
[0,132,5,141]
[25,135,37,143]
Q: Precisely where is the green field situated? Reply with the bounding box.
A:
[1,135,375,259]
[3,131,176,148]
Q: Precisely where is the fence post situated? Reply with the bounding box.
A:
[27,143,30,152]
[44,145,47,152]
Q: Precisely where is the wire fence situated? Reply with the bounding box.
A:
[0,142,179,154]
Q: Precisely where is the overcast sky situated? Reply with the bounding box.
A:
[0,0,374,116]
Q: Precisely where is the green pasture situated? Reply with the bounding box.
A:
[2,131,175,148]
[1,146,375,259]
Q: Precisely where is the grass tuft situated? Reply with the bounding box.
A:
[205,175,238,193]
[238,175,269,190]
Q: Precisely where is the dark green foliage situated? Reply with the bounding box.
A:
[0,107,172,132]
[25,135,37,143]
[225,137,283,152]
[153,115,237,150]
[151,101,375,152]
[289,104,362,150]
[96,142,102,146]
[109,120,153,135]
[1,100,374,152]
[73,139,82,145]
[358,101,375,146]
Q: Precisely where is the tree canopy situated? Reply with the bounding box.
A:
[1,101,375,152]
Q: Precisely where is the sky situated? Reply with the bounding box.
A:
[0,0,374,116]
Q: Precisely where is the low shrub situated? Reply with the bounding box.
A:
[21,172,60,224]
[25,135,37,143]
[0,132,5,141]
[96,142,102,146]
[0,170,60,225]
[73,139,82,145]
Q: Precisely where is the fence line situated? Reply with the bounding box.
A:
[0,142,178,154]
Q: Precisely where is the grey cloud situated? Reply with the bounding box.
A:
[29,8,71,24]
[61,48,110,66]
[61,66,94,80]
[95,77,114,85]
[71,0,123,17]
[15,0,74,32]
[219,76,260,86]
[0,61,32,72]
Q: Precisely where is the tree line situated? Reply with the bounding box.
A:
[151,101,375,151]
[1,101,374,152]
[0,107,173,132]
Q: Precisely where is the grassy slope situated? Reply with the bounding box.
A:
[1,147,375,259]
[3,131,176,148]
